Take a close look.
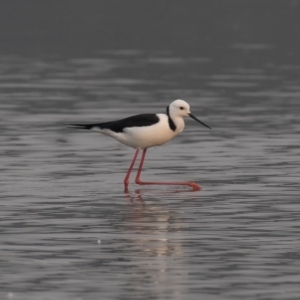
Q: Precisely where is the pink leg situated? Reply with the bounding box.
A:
[124,149,139,190]
[135,149,201,191]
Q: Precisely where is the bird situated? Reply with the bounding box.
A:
[70,99,211,191]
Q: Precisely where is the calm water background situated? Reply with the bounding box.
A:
[1,1,300,300]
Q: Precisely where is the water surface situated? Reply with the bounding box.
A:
[1,47,300,300]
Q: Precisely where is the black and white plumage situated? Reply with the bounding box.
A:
[71,114,160,133]
[71,99,210,149]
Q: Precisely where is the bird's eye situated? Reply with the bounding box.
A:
[180,107,184,110]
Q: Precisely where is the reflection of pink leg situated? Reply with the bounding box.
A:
[124,149,139,191]
[135,149,201,191]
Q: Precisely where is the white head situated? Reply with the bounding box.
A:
[168,99,191,117]
[167,99,211,129]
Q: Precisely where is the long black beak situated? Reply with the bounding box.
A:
[188,113,211,129]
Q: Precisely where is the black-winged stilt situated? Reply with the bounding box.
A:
[71,99,211,191]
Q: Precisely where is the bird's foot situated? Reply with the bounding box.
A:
[188,182,202,191]
[135,178,202,191]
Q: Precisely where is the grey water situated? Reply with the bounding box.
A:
[1,48,300,299]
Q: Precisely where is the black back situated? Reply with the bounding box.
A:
[71,114,160,133]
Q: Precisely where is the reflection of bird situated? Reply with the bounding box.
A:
[71,99,211,191]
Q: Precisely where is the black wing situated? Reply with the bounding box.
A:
[70,113,160,133]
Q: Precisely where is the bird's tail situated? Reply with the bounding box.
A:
[69,123,97,130]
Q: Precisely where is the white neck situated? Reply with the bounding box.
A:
[166,105,185,133]
[172,115,185,133]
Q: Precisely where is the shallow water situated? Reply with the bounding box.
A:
[1,47,300,300]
